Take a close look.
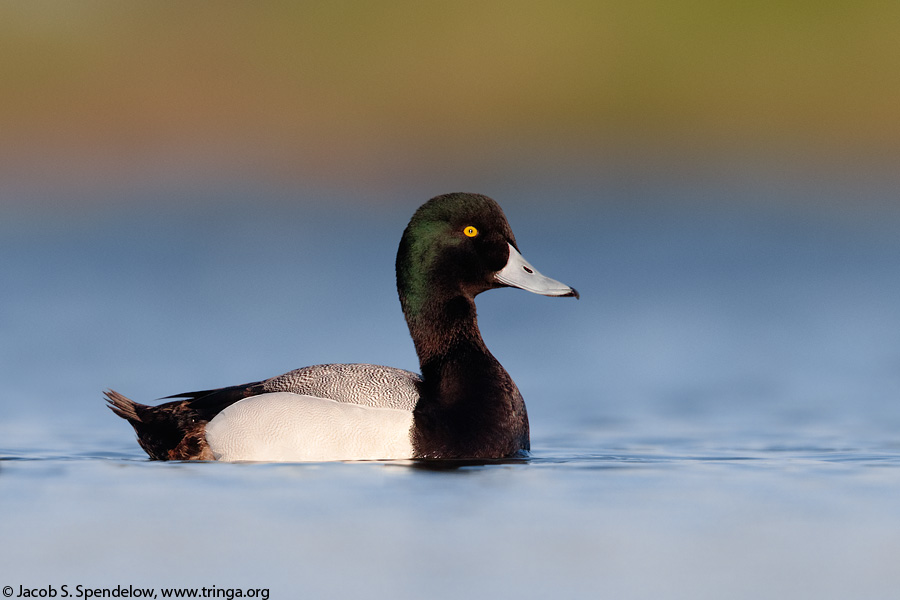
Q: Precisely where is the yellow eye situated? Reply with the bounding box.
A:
[463,225,479,238]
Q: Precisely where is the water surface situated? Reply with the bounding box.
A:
[2,184,899,599]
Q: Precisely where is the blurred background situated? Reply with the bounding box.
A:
[2,0,898,212]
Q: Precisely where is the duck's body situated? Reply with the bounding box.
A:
[106,193,577,461]
[106,363,421,460]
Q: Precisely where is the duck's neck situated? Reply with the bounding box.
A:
[406,295,530,459]
[405,295,482,364]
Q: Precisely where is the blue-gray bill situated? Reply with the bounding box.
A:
[494,242,579,299]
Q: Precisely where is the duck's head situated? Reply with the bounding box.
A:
[396,193,578,319]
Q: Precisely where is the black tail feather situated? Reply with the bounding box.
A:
[160,380,267,414]
[104,389,143,423]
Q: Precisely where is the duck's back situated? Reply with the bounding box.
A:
[264,363,421,411]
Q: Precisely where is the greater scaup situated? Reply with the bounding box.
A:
[106,193,578,461]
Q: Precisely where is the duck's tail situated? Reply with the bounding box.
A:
[105,389,143,423]
[104,389,213,461]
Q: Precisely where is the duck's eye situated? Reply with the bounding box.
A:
[463,225,479,238]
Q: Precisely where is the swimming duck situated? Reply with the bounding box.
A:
[106,192,578,461]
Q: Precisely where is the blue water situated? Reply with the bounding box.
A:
[2,179,900,599]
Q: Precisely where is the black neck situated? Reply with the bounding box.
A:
[406,295,484,365]
[406,295,530,459]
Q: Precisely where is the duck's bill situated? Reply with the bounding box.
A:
[494,243,579,299]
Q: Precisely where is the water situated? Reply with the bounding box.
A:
[2,180,900,599]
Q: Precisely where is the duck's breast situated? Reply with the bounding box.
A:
[205,392,415,462]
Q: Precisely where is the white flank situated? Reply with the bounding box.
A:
[205,392,415,462]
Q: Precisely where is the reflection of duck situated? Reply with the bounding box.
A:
[106,193,578,461]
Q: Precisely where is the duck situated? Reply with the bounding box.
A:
[106,192,578,461]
